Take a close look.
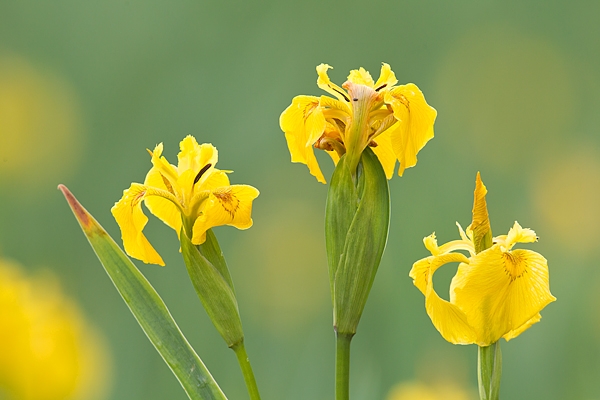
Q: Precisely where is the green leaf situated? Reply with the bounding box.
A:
[59,185,227,400]
[325,148,390,334]
[180,230,244,348]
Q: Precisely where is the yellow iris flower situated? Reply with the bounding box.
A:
[112,135,259,266]
[409,176,555,346]
[280,63,437,183]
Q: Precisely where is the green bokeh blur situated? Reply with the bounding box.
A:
[1,1,599,399]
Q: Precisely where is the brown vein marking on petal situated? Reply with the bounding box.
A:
[395,93,410,109]
[160,173,175,195]
[133,190,146,207]
[194,163,212,185]
[212,187,240,218]
[503,251,528,282]
[302,100,320,121]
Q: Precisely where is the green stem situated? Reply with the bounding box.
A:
[232,341,261,400]
[335,332,354,400]
[478,342,502,400]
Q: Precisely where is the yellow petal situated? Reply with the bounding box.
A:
[177,139,219,195]
[347,67,375,87]
[281,95,326,146]
[452,246,555,345]
[280,95,327,182]
[149,143,179,188]
[370,129,397,179]
[316,64,350,103]
[111,183,165,266]
[385,84,436,176]
[199,169,231,190]
[504,221,538,249]
[418,253,476,344]
[191,185,260,244]
[373,63,398,90]
[284,130,326,183]
[143,168,183,234]
[177,136,217,175]
[503,313,541,341]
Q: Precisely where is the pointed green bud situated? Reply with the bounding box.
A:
[180,228,244,348]
[325,147,390,335]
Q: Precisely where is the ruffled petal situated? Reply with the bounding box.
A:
[177,136,217,176]
[452,246,555,345]
[385,84,436,176]
[191,185,260,244]
[347,67,375,87]
[373,63,398,90]
[111,183,165,266]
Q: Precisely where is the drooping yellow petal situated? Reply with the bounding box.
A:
[370,129,397,179]
[385,84,436,176]
[419,253,476,345]
[347,67,375,87]
[191,185,260,244]
[284,130,326,183]
[316,64,350,103]
[111,183,165,265]
[452,246,555,346]
[373,63,398,90]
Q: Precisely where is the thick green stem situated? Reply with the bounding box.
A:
[478,342,502,400]
[232,341,261,400]
[335,332,354,400]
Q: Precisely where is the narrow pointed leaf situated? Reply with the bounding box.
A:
[59,185,227,400]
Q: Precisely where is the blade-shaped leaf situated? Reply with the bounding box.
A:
[59,185,227,400]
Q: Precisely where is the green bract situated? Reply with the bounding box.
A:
[325,147,390,335]
[180,228,244,348]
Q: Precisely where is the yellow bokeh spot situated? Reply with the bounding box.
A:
[0,258,111,400]
[0,54,83,192]
[386,381,476,400]
[231,200,329,335]
[531,145,600,254]
[435,25,576,171]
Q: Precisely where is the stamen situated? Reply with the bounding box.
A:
[194,163,212,185]
[375,84,387,92]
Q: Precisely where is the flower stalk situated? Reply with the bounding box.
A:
[232,341,261,400]
[478,342,502,400]
[335,332,353,400]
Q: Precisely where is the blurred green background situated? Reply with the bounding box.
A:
[1,1,599,399]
